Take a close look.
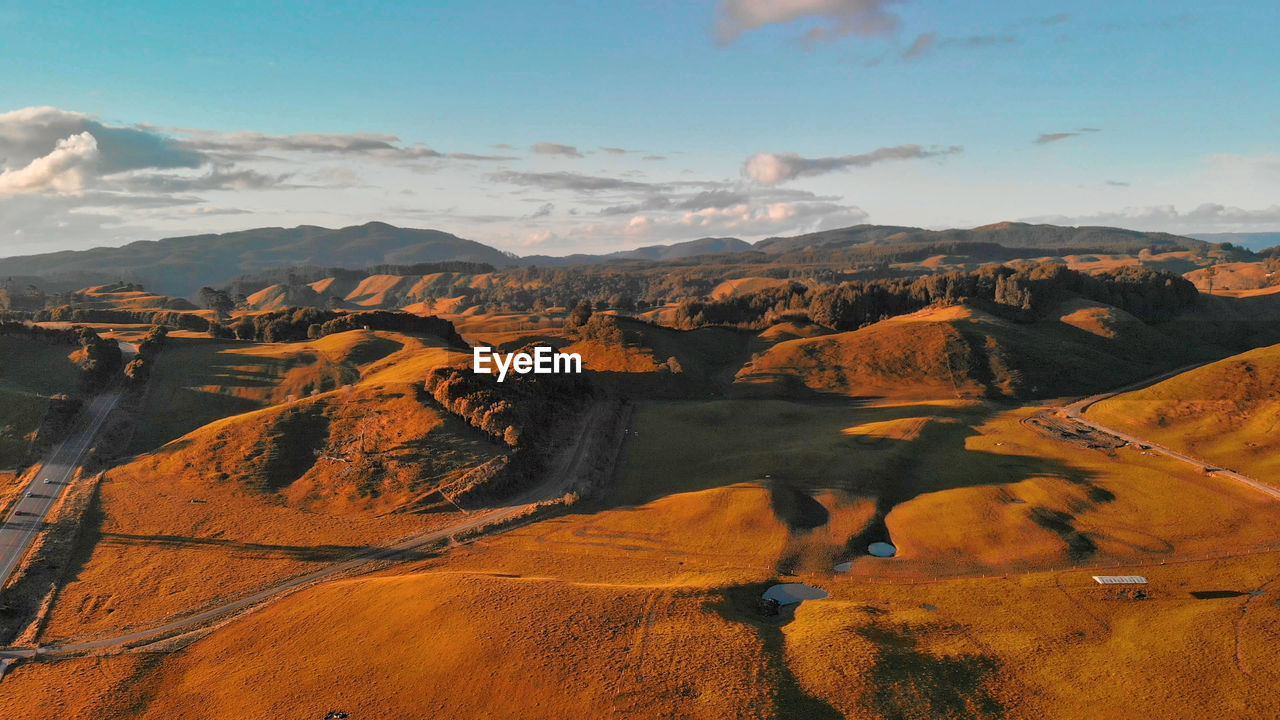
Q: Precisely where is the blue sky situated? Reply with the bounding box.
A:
[0,0,1277,255]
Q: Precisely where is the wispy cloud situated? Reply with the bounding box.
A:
[530,142,584,158]
[121,166,296,192]
[1033,128,1101,145]
[902,32,937,60]
[743,144,962,184]
[714,0,902,45]
[490,170,652,193]
[892,31,1018,62]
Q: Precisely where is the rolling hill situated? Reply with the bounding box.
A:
[736,300,1212,401]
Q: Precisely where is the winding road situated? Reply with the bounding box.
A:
[1062,364,1280,502]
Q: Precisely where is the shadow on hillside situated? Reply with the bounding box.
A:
[857,623,1004,720]
[707,585,1004,719]
[709,583,844,720]
[833,418,1113,567]
[97,531,438,563]
[583,396,1119,571]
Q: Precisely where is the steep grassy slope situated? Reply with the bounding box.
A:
[36,329,497,640]
[125,330,416,453]
[1088,342,1280,480]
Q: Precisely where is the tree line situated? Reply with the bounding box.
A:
[672,263,1199,331]
[213,308,467,346]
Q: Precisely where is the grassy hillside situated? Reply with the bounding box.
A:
[1088,342,1280,480]
[39,331,496,640]
[125,330,415,453]
[737,301,1214,401]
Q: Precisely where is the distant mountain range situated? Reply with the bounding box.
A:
[0,222,517,297]
[0,220,1222,298]
[755,222,1204,255]
[523,236,752,266]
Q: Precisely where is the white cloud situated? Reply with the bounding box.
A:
[0,106,203,175]
[624,200,867,239]
[743,144,962,184]
[0,131,100,194]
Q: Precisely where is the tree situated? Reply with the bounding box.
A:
[567,299,593,328]
[198,287,235,320]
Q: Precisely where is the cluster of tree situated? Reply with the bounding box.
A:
[671,263,1199,331]
[672,282,809,328]
[0,282,50,312]
[576,313,625,345]
[219,308,467,346]
[25,306,213,333]
[73,326,124,392]
[423,353,595,449]
[198,287,235,320]
[123,325,169,387]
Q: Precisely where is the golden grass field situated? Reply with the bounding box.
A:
[8,298,1280,718]
[8,379,1280,718]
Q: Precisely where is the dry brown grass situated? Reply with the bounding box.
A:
[9,396,1280,717]
[1089,342,1280,481]
[36,330,497,644]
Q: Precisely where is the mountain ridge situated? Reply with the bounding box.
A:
[1,220,1212,297]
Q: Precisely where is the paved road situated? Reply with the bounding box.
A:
[1062,364,1280,502]
[0,399,615,660]
[0,340,134,593]
[0,392,121,590]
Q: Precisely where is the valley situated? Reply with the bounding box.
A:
[2,223,1280,718]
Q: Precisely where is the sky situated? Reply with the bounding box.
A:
[0,0,1277,257]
